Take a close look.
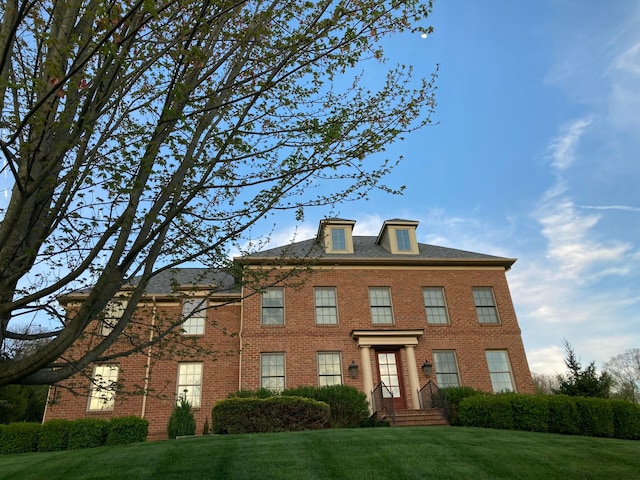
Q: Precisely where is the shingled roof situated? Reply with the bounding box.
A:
[241,236,516,268]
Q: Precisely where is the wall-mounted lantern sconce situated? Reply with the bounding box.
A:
[421,359,433,377]
[348,360,359,379]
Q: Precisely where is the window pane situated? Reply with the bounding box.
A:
[486,351,514,392]
[473,288,499,323]
[100,300,127,336]
[433,351,460,388]
[396,229,411,251]
[182,299,206,335]
[331,228,346,250]
[370,288,393,324]
[423,288,449,324]
[262,289,284,325]
[88,365,119,411]
[261,354,285,391]
[315,288,337,324]
[318,353,342,386]
[177,363,203,407]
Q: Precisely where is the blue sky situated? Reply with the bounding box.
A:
[261,1,640,375]
[2,1,638,377]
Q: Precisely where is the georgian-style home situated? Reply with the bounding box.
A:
[44,218,534,439]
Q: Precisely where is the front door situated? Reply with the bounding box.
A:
[376,351,406,409]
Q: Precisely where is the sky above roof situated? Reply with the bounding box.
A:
[248,0,640,376]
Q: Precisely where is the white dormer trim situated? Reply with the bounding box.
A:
[317,218,356,254]
[375,219,420,255]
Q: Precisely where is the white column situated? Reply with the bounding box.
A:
[405,345,421,410]
[360,345,374,413]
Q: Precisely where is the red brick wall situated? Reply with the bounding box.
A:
[46,265,533,440]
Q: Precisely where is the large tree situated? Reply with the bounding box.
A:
[0,1,437,386]
[554,339,612,398]
[604,348,640,403]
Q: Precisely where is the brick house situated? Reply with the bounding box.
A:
[43,218,534,439]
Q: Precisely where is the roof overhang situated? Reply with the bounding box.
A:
[351,329,424,347]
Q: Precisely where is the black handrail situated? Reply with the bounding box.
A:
[417,380,449,420]
[371,382,396,424]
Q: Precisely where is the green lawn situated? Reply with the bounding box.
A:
[0,427,638,480]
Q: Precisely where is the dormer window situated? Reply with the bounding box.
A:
[376,219,419,254]
[331,228,347,251]
[318,218,355,254]
[396,229,411,252]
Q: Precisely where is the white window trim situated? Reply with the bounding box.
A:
[87,364,119,411]
[181,298,207,335]
[176,362,203,408]
[473,287,500,324]
[261,353,286,392]
[261,288,285,325]
[314,287,339,325]
[100,300,128,336]
[433,350,461,388]
[423,287,450,325]
[317,352,343,386]
[486,350,516,393]
[369,287,394,325]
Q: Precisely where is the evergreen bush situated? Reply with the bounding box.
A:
[440,386,485,426]
[547,395,580,435]
[0,422,41,454]
[610,400,640,440]
[106,416,149,445]
[574,397,614,438]
[509,394,549,433]
[38,419,72,452]
[212,396,330,434]
[68,418,109,449]
[167,397,197,439]
[282,385,369,428]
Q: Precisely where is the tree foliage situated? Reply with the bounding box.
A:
[604,348,640,403]
[554,340,612,399]
[0,0,437,386]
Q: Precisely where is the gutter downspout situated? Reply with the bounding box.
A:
[141,296,156,419]
[238,286,244,391]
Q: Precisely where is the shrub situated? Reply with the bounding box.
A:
[167,397,196,439]
[547,395,580,435]
[38,419,73,452]
[458,395,513,430]
[106,416,149,445]
[0,422,41,454]
[574,397,614,438]
[440,386,485,426]
[68,418,108,449]
[610,400,640,440]
[509,395,549,433]
[226,388,275,399]
[282,385,369,428]
[212,396,330,434]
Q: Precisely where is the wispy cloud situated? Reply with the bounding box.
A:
[546,118,593,171]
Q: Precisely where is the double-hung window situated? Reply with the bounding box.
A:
[177,363,203,407]
[318,352,342,386]
[433,351,460,388]
[396,229,412,251]
[261,353,285,391]
[315,287,338,324]
[100,300,127,336]
[486,351,515,392]
[473,287,500,323]
[369,287,394,324]
[181,298,206,335]
[331,228,347,251]
[261,288,284,325]
[423,287,449,324]
[88,365,119,411]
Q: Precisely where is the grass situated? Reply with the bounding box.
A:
[0,427,638,480]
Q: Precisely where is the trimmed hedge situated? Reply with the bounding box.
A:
[67,418,109,450]
[574,397,614,438]
[212,396,330,434]
[38,419,73,452]
[458,394,513,430]
[440,386,485,426]
[547,395,580,435]
[282,385,369,428]
[106,416,149,445]
[0,422,41,454]
[610,400,640,440]
[458,393,639,440]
